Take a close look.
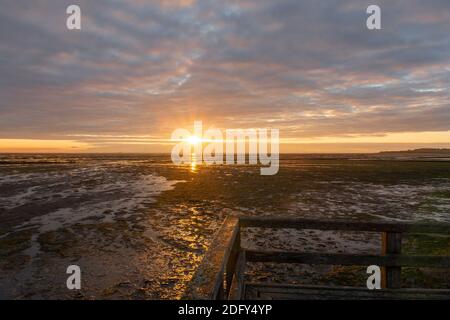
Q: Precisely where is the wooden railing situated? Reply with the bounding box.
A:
[184,216,450,300]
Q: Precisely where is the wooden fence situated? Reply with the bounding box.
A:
[184,216,450,300]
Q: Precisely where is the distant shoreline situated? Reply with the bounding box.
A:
[0,148,449,155]
[1,151,450,163]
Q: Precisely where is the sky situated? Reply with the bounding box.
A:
[0,0,449,153]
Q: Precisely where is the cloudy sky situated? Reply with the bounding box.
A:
[0,0,449,152]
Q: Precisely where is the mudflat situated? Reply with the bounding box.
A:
[0,154,449,299]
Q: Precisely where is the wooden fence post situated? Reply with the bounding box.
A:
[225,224,240,298]
[381,232,402,288]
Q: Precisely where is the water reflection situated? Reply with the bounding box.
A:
[190,153,197,173]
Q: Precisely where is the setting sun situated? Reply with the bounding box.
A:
[186,136,201,145]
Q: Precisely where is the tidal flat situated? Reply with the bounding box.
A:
[0,154,449,299]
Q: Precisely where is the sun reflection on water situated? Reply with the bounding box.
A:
[190,153,197,173]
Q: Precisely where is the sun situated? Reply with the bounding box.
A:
[186,136,201,145]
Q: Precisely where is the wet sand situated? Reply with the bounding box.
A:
[0,154,449,299]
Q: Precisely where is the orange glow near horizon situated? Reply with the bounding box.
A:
[0,130,449,153]
[0,139,91,153]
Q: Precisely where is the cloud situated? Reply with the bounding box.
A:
[0,0,449,148]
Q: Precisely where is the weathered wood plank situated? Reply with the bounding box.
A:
[225,224,241,297]
[239,216,450,234]
[183,216,239,300]
[381,232,402,288]
[244,283,450,300]
[233,251,247,300]
[245,249,450,268]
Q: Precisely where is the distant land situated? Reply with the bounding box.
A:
[379,148,450,154]
[374,148,450,161]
